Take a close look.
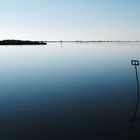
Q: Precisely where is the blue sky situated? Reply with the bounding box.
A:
[0,0,140,41]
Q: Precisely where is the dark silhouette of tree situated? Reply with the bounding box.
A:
[0,40,47,45]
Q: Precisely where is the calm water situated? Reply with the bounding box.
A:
[0,42,140,140]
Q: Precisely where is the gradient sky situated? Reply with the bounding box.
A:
[0,0,140,41]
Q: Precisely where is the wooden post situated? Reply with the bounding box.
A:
[131,60,139,122]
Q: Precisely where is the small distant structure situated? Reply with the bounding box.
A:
[130,60,139,122]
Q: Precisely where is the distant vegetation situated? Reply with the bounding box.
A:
[0,40,47,45]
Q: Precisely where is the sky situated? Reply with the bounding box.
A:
[0,0,140,41]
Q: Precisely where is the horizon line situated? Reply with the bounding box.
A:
[45,40,140,42]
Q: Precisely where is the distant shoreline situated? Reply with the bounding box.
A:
[0,40,139,45]
[46,40,140,43]
[0,40,47,45]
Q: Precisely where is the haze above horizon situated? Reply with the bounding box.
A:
[0,0,140,41]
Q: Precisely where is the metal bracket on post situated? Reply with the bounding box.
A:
[131,60,139,66]
[130,60,139,122]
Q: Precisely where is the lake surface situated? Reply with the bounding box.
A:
[0,42,140,140]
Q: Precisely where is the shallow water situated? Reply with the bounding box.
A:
[0,42,140,140]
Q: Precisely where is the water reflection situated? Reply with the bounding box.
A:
[0,42,140,139]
